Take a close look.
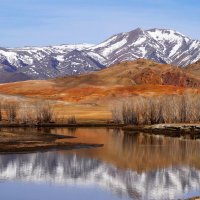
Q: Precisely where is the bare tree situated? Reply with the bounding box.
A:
[5,102,18,123]
[67,116,77,125]
[111,106,122,124]
[0,102,2,122]
[19,103,35,124]
[35,101,55,123]
[111,93,200,125]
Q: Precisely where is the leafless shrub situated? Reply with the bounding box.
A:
[147,98,165,124]
[122,100,140,125]
[35,101,55,123]
[162,95,175,123]
[111,93,200,125]
[19,103,35,124]
[111,107,120,124]
[67,116,77,125]
[4,102,18,123]
[0,102,2,121]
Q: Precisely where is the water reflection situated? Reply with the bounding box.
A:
[0,152,200,200]
[0,128,200,200]
[48,128,200,171]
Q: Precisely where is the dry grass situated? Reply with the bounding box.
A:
[0,59,200,122]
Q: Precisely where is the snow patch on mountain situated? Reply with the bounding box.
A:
[101,38,128,57]
[0,28,199,82]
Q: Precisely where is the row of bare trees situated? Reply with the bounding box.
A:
[0,102,18,123]
[0,101,55,124]
[111,93,200,125]
[0,100,77,125]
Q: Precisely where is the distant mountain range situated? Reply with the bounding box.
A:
[0,28,200,83]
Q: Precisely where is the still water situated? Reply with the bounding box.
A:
[0,128,200,200]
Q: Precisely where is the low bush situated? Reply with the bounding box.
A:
[111,93,200,125]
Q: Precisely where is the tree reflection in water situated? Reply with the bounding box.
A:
[0,128,200,200]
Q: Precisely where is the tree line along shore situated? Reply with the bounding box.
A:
[0,101,77,126]
[111,93,200,125]
[1,93,200,130]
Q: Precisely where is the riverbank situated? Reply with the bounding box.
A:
[1,122,200,135]
[0,128,103,154]
[123,124,200,139]
[1,123,200,154]
[0,122,123,128]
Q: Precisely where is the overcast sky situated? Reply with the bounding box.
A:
[0,0,199,47]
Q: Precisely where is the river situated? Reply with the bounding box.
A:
[0,127,200,200]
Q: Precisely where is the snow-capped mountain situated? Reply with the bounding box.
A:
[90,28,200,67]
[0,152,199,200]
[0,28,200,82]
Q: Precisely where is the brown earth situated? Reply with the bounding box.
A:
[0,59,200,121]
[185,60,200,76]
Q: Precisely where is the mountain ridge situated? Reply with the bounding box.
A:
[0,28,200,83]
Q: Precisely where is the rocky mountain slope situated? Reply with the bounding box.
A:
[0,28,200,82]
[90,28,200,67]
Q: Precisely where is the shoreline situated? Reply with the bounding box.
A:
[1,123,200,154]
[0,143,104,154]
[1,122,200,132]
[123,124,200,139]
[0,123,124,128]
[0,129,104,154]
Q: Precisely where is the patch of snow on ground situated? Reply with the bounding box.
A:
[90,35,118,49]
[87,51,106,64]
[53,44,94,51]
[169,40,182,57]
[0,50,18,64]
[147,29,185,43]
[134,37,146,46]
[189,41,200,50]
[138,46,147,57]
[101,38,127,57]
[56,55,65,62]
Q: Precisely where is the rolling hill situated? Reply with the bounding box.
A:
[0,59,199,121]
[0,59,199,101]
[185,60,200,76]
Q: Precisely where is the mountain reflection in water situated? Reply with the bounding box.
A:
[0,128,200,200]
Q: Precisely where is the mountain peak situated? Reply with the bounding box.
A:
[0,28,199,82]
[127,28,145,36]
[131,27,144,33]
[146,28,188,41]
